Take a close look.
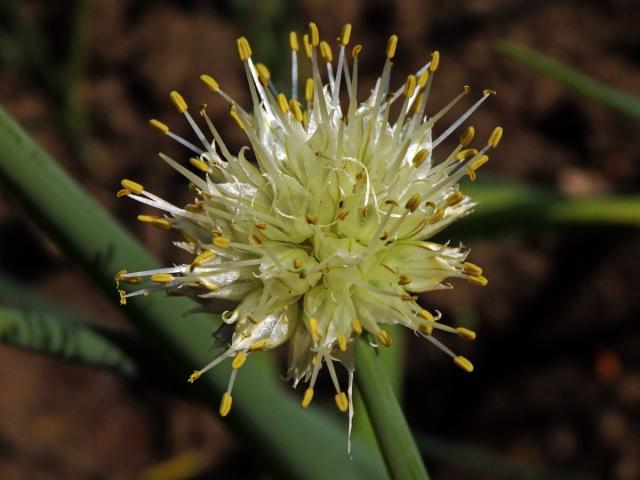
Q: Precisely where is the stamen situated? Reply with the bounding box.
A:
[301,388,314,408]
[219,392,233,416]
[121,179,144,195]
[454,355,474,372]
[149,118,169,134]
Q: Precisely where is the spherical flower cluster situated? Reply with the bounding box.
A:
[116,22,502,418]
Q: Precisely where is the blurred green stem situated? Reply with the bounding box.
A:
[356,338,429,480]
[496,40,640,119]
[447,178,640,239]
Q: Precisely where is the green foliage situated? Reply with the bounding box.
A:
[496,40,640,119]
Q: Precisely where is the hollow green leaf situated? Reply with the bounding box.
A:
[496,40,640,119]
[355,337,429,480]
[447,177,640,239]
[0,106,387,480]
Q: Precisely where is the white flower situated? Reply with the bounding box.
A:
[116,23,502,419]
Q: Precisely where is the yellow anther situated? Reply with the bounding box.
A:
[359,206,369,220]
[459,126,475,146]
[116,188,130,198]
[188,370,201,383]
[305,78,314,102]
[305,213,318,225]
[236,36,252,61]
[232,352,247,369]
[467,275,488,287]
[150,273,174,284]
[228,106,245,130]
[398,274,412,285]
[483,89,497,96]
[219,392,233,417]
[463,261,483,276]
[470,154,489,171]
[456,327,477,341]
[412,148,429,168]
[277,93,289,115]
[289,31,300,51]
[190,157,209,172]
[334,392,349,412]
[337,210,349,221]
[385,199,399,208]
[320,40,333,62]
[200,74,219,92]
[255,63,271,86]
[121,179,144,195]
[351,319,363,335]
[114,269,127,281]
[418,309,434,322]
[417,69,430,87]
[118,289,127,306]
[301,388,314,408]
[255,223,267,230]
[456,148,479,161]
[403,74,417,98]
[149,118,169,134]
[289,99,304,122]
[428,208,445,224]
[293,258,303,269]
[352,44,363,58]
[401,294,418,301]
[467,168,477,182]
[169,90,188,113]
[412,92,424,114]
[309,318,321,341]
[419,324,433,336]
[308,22,319,46]
[454,355,474,373]
[213,235,231,249]
[464,85,471,95]
[338,334,348,352]
[429,50,440,72]
[405,194,421,212]
[386,34,398,59]
[378,330,392,347]
[303,110,308,125]
[250,339,268,351]
[193,250,215,266]
[303,34,312,58]
[137,215,172,230]
[339,23,352,46]
[488,126,503,147]
[446,191,464,206]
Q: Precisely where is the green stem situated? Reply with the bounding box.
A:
[0,106,386,480]
[496,40,640,119]
[355,338,429,480]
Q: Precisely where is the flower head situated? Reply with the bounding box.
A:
[116,22,501,418]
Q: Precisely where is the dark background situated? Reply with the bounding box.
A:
[0,0,639,479]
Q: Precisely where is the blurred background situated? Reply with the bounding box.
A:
[1,0,639,479]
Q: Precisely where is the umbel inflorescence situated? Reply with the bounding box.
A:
[116,22,502,418]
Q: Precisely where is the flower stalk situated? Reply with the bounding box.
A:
[356,336,429,480]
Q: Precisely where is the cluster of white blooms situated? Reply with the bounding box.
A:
[116,22,502,419]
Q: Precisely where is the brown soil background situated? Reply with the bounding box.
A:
[1,0,639,479]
